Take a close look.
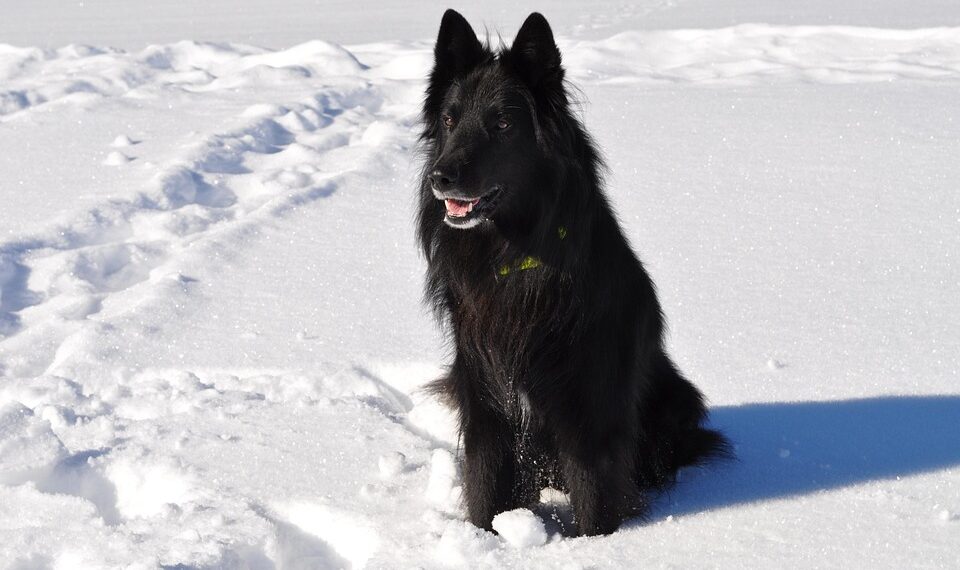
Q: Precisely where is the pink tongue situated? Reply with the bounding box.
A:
[445,198,479,217]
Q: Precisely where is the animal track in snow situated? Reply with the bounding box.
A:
[271,501,381,569]
[0,73,394,380]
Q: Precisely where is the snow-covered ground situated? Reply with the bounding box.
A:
[2,3,959,569]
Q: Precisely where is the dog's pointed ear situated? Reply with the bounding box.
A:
[423,10,484,137]
[434,9,484,79]
[510,12,562,87]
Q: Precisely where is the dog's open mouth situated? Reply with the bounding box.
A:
[438,188,501,227]
[444,198,479,218]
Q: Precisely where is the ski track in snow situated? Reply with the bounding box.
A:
[1,25,960,568]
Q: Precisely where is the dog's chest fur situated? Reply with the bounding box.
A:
[448,259,577,423]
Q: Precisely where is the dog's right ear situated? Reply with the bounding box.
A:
[423,10,484,138]
[433,9,484,78]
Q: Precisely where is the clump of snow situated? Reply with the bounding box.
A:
[378,451,406,478]
[110,134,137,147]
[492,509,549,548]
[360,120,406,147]
[426,449,459,507]
[435,520,500,567]
[106,458,199,519]
[102,151,133,166]
[0,402,67,486]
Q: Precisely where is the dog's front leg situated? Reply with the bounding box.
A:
[560,436,641,536]
[461,409,517,531]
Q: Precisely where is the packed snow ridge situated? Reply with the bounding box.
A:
[1,24,959,569]
[3,26,960,118]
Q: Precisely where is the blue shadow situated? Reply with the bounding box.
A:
[0,257,42,338]
[658,395,960,517]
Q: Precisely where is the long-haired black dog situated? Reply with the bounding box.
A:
[417,10,729,536]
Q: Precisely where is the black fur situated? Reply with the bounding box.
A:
[417,10,730,536]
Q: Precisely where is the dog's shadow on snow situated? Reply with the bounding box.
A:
[649,395,960,520]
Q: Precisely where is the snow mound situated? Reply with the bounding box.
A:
[0,402,67,485]
[565,25,960,84]
[106,458,199,519]
[0,38,372,119]
[492,509,549,548]
[109,134,137,148]
[102,151,132,166]
[435,520,500,567]
[273,501,380,569]
[243,40,366,76]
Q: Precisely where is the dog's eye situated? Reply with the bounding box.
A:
[497,117,511,131]
[442,115,455,129]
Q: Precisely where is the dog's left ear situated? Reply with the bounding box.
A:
[510,13,563,88]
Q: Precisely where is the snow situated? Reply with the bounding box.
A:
[564,26,960,84]
[426,449,461,508]
[1,2,959,569]
[492,509,549,549]
[102,151,133,166]
[377,451,407,479]
[0,402,67,486]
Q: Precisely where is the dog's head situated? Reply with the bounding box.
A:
[420,10,568,231]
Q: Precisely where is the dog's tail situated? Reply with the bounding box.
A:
[639,352,734,487]
[639,423,732,490]
[674,425,733,469]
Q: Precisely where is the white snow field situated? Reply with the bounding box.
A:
[2,2,960,568]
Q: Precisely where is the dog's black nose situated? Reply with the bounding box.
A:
[428,169,458,191]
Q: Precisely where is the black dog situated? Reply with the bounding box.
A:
[417,10,729,536]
